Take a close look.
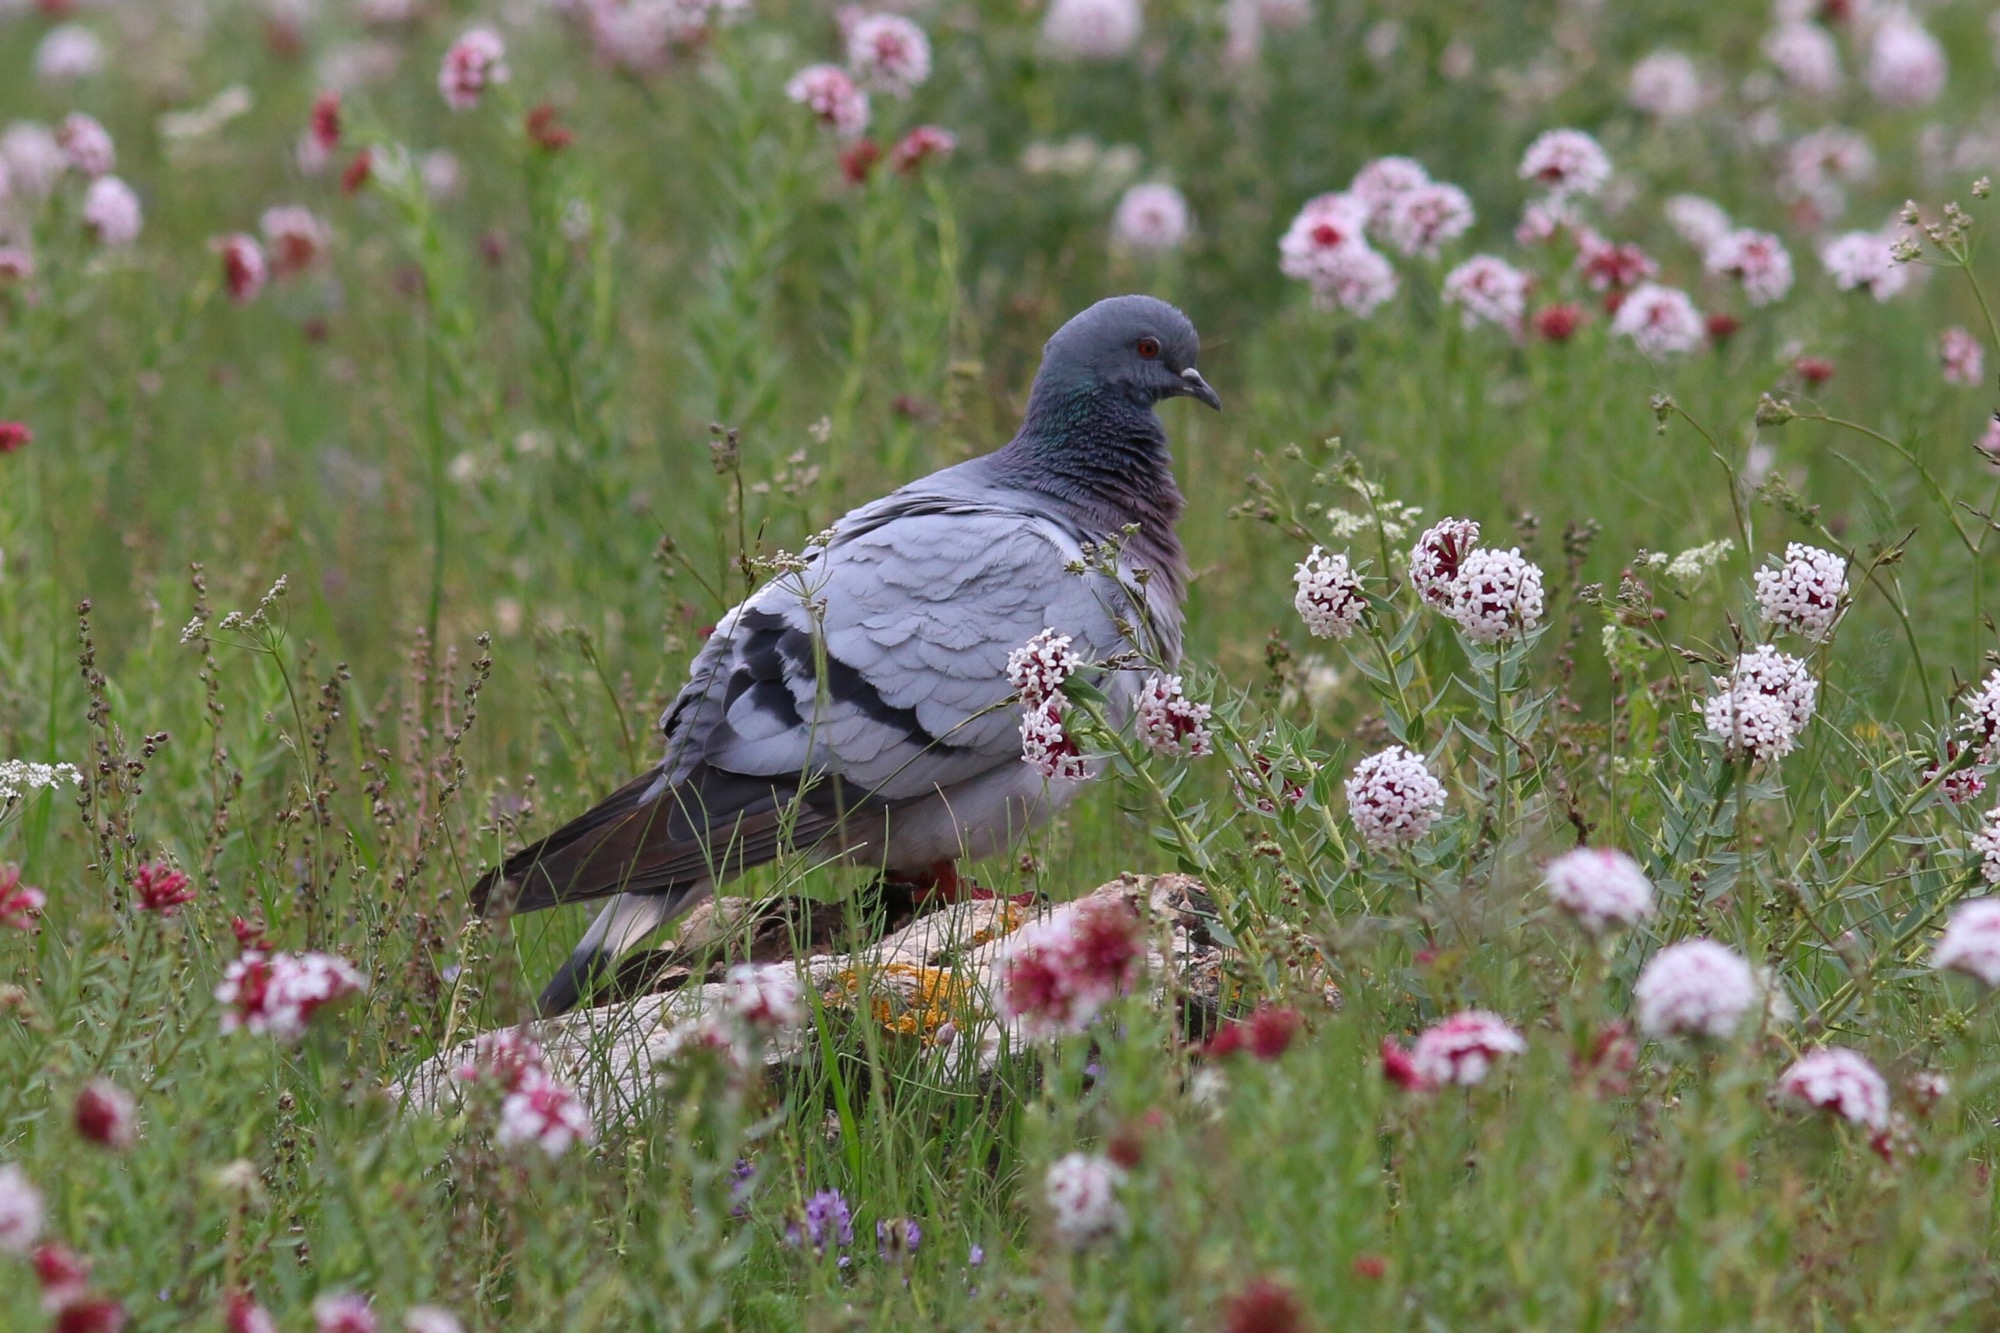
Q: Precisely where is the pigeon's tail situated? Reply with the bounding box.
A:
[535,886,709,1016]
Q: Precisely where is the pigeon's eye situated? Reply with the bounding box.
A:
[1136,336,1161,359]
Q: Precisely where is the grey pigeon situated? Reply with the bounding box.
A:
[471,295,1220,1015]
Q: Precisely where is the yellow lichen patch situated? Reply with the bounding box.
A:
[826,962,971,1039]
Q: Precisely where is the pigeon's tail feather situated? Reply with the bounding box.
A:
[535,887,706,1016]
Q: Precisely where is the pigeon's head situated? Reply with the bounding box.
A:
[1034,295,1221,414]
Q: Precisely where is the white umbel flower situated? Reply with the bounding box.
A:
[1518,128,1611,199]
[1344,745,1447,850]
[1111,183,1191,255]
[1610,282,1704,355]
[1134,674,1213,758]
[1972,808,2000,887]
[1408,518,1480,609]
[1293,546,1367,639]
[1409,1010,1526,1087]
[1446,547,1545,644]
[1633,939,1758,1040]
[1775,1047,1890,1130]
[1963,669,2000,762]
[1544,847,1655,936]
[0,1162,41,1255]
[1933,896,2000,985]
[1754,544,1846,641]
[1045,1153,1125,1247]
[1007,629,1082,704]
[1441,255,1530,331]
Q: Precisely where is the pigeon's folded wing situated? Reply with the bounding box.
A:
[675,502,1142,802]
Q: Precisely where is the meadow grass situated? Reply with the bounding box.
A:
[5,0,2000,1328]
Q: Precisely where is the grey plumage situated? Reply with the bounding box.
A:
[472,294,1219,1015]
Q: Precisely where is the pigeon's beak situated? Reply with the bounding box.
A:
[1176,366,1223,411]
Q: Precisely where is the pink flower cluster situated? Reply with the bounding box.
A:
[1933,898,2000,986]
[1705,229,1794,307]
[456,1029,596,1157]
[1964,669,2000,763]
[1111,183,1192,255]
[1292,546,1367,639]
[1753,543,1847,641]
[1610,283,1704,356]
[215,950,367,1042]
[1633,939,1757,1040]
[1701,644,1819,763]
[1344,745,1447,851]
[1406,518,1543,642]
[1940,327,1984,387]
[132,861,195,916]
[1775,1046,1890,1131]
[1543,847,1655,937]
[1134,673,1213,758]
[845,13,931,97]
[439,28,509,111]
[1045,1152,1124,1247]
[1392,1010,1527,1088]
[0,864,46,931]
[1821,228,1910,301]
[1010,629,1089,782]
[1973,808,2000,888]
[995,898,1146,1039]
[1442,255,1530,332]
[1,1163,128,1327]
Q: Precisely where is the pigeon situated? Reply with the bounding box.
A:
[472,294,1220,1016]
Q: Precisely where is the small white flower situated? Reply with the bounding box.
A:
[1821,229,1909,301]
[0,759,84,806]
[1518,128,1611,199]
[1348,155,1430,225]
[1007,629,1083,704]
[1544,847,1655,936]
[81,175,142,248]
[1705,229,1794,307]
[1866,9,1946,109]
[1634,939,1758,1040]
[1445,547,1544,644]
[1044,1152,1124,1247]
[404,1309,465,1333]
[1020,699,1088,782]
[1763,21,1842,96]
[1775,1046,1890,1130]
[1040,0,1142,61]
[1381,181,1474,259]
[1441,255,1530,331]
[34,23,104,82]
[1972,809,2000,887]
[722,962,805,1034]
[1111,183,1191,255]
[1753,543,1847,641]
[1702,644,1818,763]
[0,1162,42,1255]
[846,13,931,97]
[1610,282,1704,356]
[1964,669,2000,762]
[1344,745,1447,850]
[1933,896,2000,985]
[1628,50,1704,119]
[1665,194,1733,251]
[1292,546,1367,639]
[1134,674,1213,758]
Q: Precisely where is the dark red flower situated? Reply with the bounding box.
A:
[1223,1276,1305,1333]
[1532,303,1582,342]
[34,1243,91,1307]
[1705,312,1741,342]
[340,149,373,195]
[0,863,45,930]
[1795,356,1835,385]
[73,1078,136,1150]
[231,915,272,951]
[1246,1005,1302,1061]
[839,138,882,185]
[310,91,341,153]
[1380,1037,1429,1091]
[525,103,573,153]
[0,421,33,454]
[54,1297,128,1333]
[1351,1254,1387,1279]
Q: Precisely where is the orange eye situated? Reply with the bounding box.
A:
[1136,336,1161,359]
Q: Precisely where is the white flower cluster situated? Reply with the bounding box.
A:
[1020,701,1088,782]
[1865,9,1945,109]
[1821,229,1910,301]
[1544,847,1655,937]
[1381,182,1474,259]
[1344,745,1447,850]
[722,962,807,1035]
[1775,1047,1890,1130]
[1666,194,1733,251]
[1007,629,1082,703]
[1292,546,1367,639]
[1763,21,1841,97]
[1009,630,1091,780]
[1041,0,1142,61]
[1933,897,2000,986]
[1441,255,1530,331]
[846,13,931,97]
[1134,673,1213,758]
[1518,129,1612,199]
[1610,282,1704,355]
[1045,1152,1125,1248]
[0,1162,40,1255]
[1972,807,2000,887]
[439,27,509,111]
[1641,538,1734,588]
[1633,939,1757,1040]
[455,1029,596,1157]
[1111,183,1191,255]
[1705,229,1794,307]
[1753,543,1847,641]
[1964,669,2000,762]
[1409,518,1479,608]
[1701,645,1818,763]
[0,759,83,807]
[1449,547,1546,645]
